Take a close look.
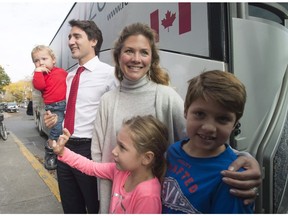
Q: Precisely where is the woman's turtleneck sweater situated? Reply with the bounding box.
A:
[116,75,157,131]
[91,75,186,213]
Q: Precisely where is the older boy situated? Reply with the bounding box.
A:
[162,70,255,213]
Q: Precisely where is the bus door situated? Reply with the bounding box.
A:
[229,3,288,213]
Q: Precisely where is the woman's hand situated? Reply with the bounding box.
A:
[44,110,58,128]
[52,128,71,156]
[221,155,262,205]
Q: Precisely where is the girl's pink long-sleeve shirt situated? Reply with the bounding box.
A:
[58,147,162,214]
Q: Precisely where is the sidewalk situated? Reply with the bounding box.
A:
[0,130,63,214]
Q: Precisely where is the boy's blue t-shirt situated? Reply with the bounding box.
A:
[161,139,254,214]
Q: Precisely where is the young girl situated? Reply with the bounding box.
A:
[53,115,168,214]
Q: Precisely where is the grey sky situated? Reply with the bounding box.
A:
[0,1,74,82]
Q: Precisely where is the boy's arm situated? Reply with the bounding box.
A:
[211,181,254,213]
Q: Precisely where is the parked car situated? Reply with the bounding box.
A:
[5,102,19,113]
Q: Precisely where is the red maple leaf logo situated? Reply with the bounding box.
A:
[161,10,176,32]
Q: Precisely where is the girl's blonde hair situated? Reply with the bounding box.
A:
[123,115,169,181]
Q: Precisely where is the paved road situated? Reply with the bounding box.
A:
[4,109,48,161]
[0,111,62,214]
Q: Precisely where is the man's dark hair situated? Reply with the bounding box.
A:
[69,19,103,56]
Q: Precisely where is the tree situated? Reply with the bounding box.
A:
[3,80,33,103]
[0,65,11,94]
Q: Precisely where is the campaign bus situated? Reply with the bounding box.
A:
[32,2,288,213]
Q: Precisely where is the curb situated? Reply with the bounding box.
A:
[9,132,61,203]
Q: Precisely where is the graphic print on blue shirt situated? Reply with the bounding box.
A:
[161,140,254,214]
[162,177,200,213]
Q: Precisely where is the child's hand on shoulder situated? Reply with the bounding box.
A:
[52,128,71,156]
